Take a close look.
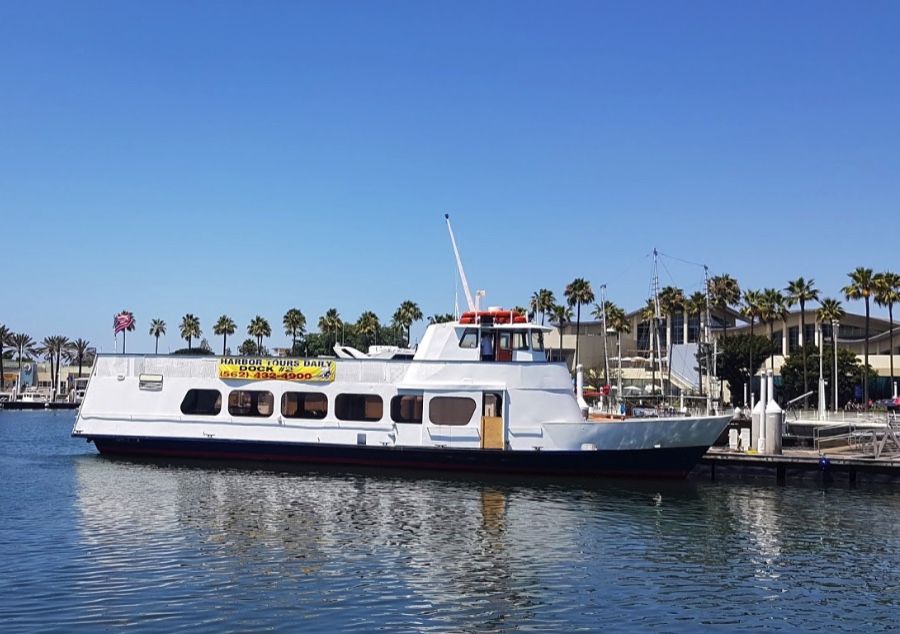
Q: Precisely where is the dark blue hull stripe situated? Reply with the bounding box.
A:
[86,435,709,479]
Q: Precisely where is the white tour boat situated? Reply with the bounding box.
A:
[72,308,729,478]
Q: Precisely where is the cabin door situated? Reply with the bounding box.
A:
[481,392,504,449]
[495,331,513,362]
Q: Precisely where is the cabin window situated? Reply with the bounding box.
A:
[139,374,164,392]
[459,328,478,349]
[391,394,423,423]
[180,389,222,416]
[483,392,502,417]
[228,390,274,417]
[531,330,545,351]
[282,392,328,419]
[429,396,477,426]
[512,332,529,350]
[335,393,383,422]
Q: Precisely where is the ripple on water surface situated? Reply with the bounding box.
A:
[3,411,900,632]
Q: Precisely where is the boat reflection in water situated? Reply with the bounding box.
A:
[72,455,900,632]
[73,455,711,631]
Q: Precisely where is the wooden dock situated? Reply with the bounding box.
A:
[694,447,900,484]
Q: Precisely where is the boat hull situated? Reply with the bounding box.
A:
[85,434,711,479]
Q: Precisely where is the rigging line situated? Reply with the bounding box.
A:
[656,250,707,270]
[655,258,706,294]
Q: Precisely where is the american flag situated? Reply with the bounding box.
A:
[114,312,134,335]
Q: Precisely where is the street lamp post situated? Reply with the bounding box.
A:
[601,285,610,392]
[817,322,825,420]
[616,330,623,414]
[832,318,840,412]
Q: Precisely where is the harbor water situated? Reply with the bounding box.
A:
[3,411,900,633]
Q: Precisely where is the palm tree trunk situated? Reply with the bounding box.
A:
[575,304,582,367]
[155,336,159,354]
[223,334,227,356]
[122,332,126,354]
[769,323,775,372]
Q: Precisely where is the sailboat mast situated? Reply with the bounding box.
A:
[703,265,714,414]
[652,249,662,401]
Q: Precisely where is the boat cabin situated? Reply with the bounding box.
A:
[413,310,549,363]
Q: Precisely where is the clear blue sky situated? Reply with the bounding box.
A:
[2,1,898,353]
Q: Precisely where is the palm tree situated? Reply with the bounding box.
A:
[530,289,556,325]
[393,300,423,347]
[283,308,306,355]
[213,315,237,356]
[179,314,202,350]
[115,310,135,353]
[741,289,763,337]
[564,278,595,368]
[817,298,846,409]
[785,277,820,408]
[54,336,70,397]
[355,311,380,348]
[549,304,574,364]
[38,337,56,397]
[708,274,741,338]
[817,297,846,324]
[318,308,343,349]
[247,316,272,353]
[11,333,37,383]
[740,289,764,400]
[0,324,10,390]
[874,271,900,396]
[759,288,787,372]
[68,338,92,377]
[149,319,167,354]
[429,313,456,324]
[658,286,684,397]
[842,267,876,408]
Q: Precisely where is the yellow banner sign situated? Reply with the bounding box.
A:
[218,358,336,382]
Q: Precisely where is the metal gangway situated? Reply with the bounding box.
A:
[814,410,900,458]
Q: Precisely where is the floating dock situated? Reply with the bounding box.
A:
[694,447,900,485]
[0,401,79,411]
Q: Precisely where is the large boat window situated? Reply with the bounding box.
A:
[429,396,477,426]
[228,390,274,417]
[459,328,478,349]
[282,392,328,420]
[180,389,222,416]
[391,394,423,424]
[335,393,383,422]
[531,330,545,351]
[512,332,529,350]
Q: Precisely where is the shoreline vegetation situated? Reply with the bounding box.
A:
[1,269,898,409]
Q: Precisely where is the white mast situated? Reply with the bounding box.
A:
[652,249,662,402]
[445,214,475,312]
